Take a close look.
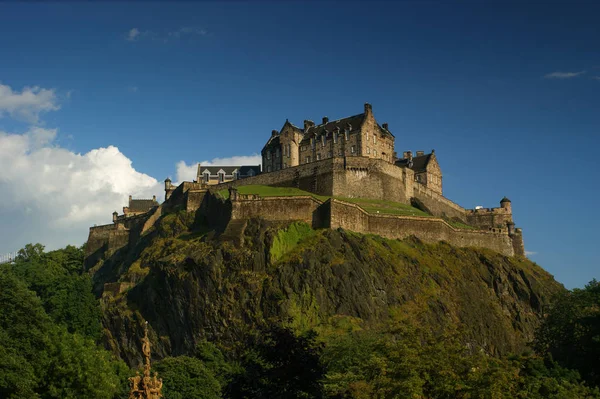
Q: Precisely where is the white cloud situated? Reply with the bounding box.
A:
[175,154,262,183]
[525,251,537,256]
[0,127,162,252]
[126,28,141,41]
[0,82,60,123]
[543,71,586,79]
[125,26,209,43]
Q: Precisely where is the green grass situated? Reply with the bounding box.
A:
[338,197,432,217]
[217,185,330,202]
[270,222,317,263]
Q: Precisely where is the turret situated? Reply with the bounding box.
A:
[112,211,118,223]
[500,197,512,213]
[164,178,173,200]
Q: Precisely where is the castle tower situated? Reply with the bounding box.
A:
[500,197,512,213]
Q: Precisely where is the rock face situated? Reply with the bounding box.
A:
[94,214,562,368]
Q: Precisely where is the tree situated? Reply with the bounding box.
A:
[534,279,600,388]
[153,356,221,399]
[226,326,325,399]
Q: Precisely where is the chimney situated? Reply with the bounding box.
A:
[322,116,329,124]
[364,103,372,115]
[382,123,388,130]
[304,120,315,131]
[152,195,156,201]
[416,151,424,157]
[112,211,118,223]
[407,151,413,160]
[403,151,409,159]
[128,195,132,203]
[271,130,279,137]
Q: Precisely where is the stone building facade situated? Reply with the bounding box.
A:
[262,103,395,173]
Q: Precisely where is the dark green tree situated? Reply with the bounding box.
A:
[153,356,221,399]
[534,279,600,387]
[226,326,325,399]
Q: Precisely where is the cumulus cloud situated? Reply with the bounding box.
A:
[0,127,162,252]
[0,82,60,123]
[543,71,586,79]
[175,154,262,183]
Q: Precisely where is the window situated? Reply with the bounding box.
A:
[345,130,349,141]
[283,162,287,168]
[267,165,272,172]
[373,135,377,144]
[305,156,311,164]
[416,175,421,182]
[321,135,326,147]
[333,134,337,144]
[311,138,315,149]
[366,132,369,141]
[232,170,238,180]
[203,171,210,183]
[276,148,280,158]
[351,145,356,154]
[267,152,271,160]
[338,150,343,156]
[367,147,370,154]
[328,151,332,158]
[316,153,321,160]
[218,171,225,183]
[287,144,291,157]
[374,150,377,157]
[248,169,255,177]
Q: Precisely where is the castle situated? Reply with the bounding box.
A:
[85,103,525,274]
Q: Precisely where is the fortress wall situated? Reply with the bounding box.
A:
[141,205,163,234]
[466,208,513,229]
[335,157,413,203]
[211,158,337,197]
[412,182,467,221]
[231,195,324,227]
[85,223,131,269]
[186,190,208,212]
[329,199,515,256]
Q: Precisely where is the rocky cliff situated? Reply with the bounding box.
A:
[91,211,563,368]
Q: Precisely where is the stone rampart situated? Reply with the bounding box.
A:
[230,194,325,227]
[412,182,467,221]
[328,199,515,256]
[466,207,513,229]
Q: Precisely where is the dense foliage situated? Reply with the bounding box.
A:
[0,244,129,399]
[2,241,599,398]
[534,279,600,388]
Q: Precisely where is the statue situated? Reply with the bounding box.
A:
[128,321,163,399]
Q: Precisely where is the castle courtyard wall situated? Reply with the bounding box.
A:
[412,182,467,221]
[230,195,325,227]
[328,199,515,256]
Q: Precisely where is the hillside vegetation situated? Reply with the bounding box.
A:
[4,212,599,398]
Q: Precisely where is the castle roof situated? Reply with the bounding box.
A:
[304,113,366,137]
[128,199,159,213]
[395,153,432,172]
[199,165,261,176]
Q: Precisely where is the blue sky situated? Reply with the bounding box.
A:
[0,1,598,288]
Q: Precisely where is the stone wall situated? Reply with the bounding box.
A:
[412,182,467,221]
[230,194,325,227]
[466,207,513,229]
[209,156,414,205]
[328,199,516,256]
[85,223,131,270]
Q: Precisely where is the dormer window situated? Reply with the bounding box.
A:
[202,170,210,183]
[218,170,225,183]
[232,169,239,180]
